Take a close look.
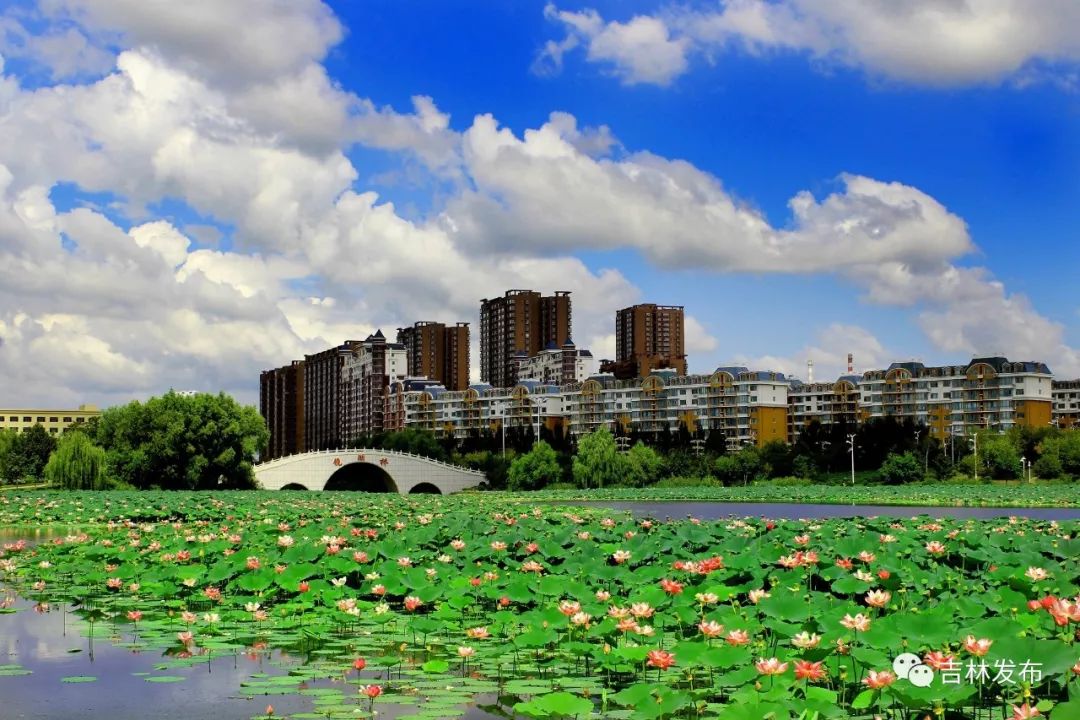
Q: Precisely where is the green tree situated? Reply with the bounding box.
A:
[879,451,924,485]
[572,427,623,488]
[507,441,560,490]
[44,432,107,489]
[624,442,663,487]
[3,425,57,482]
[978,433,1022,480]
[1034,431,1080,479]
[95,391,268,490]
[714,446,764,486]
[0,429,16,483]
[760,440,794,478]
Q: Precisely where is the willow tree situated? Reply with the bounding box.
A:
[45,432,107,490]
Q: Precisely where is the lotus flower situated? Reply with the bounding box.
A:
[755,657,788,676]
[863,670,896,689]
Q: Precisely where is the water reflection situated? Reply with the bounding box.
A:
[0,592,506,720]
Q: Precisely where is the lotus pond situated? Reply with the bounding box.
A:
[1,491,1078,720]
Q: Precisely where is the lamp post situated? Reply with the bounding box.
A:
[533,397,550,447]
[1020,456,1027,485]
[497,411,506,459]
[970,434,979,481]
[846,433,856,487]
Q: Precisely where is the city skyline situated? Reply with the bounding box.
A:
[0,1,1078,409]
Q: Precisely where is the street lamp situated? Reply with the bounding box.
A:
[533,397,550,446]
[1020,456,1027,485]
[969,434,979,483]
[846,433,856,487]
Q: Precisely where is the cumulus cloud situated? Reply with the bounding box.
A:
[445,113,971,273]
[1,0,1075,411]
[540,1,1080,87]
[540,4,690,86]
[733,324,892,382]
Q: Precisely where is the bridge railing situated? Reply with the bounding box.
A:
[254,448,486,477]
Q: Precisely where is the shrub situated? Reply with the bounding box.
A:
[879,452,924,485]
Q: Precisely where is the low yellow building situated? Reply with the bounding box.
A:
[0,405,101,436]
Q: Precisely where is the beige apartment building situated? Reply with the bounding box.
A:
[0,405,101,435]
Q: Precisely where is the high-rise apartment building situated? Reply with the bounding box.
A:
[302,341,363,451]
[342,331,408,440]
[396,321,470,391]
[603,304,687,380]
[479,290,571,388]
[259,361,305,460]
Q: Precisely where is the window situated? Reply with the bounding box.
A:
[7,416,15,422]
[49,417,59,423]
[23,416,31,422]
[63,417,72,423]
[36,416,45,422]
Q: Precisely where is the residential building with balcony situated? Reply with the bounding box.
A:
[1052,379,1080,429]
[858,357,1052,439]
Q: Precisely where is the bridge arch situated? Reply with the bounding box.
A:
[254,449,486,494]
[324,462,399,493]
[408,482,442,495]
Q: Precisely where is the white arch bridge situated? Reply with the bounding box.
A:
[254,449,486,494]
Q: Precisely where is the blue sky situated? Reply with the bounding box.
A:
[337,0,1080,367]
[0,0,1078,406]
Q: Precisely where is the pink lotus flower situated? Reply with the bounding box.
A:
[791,632,821,649]
[457,646,475,658]
[841,613,871,632]
[725,629,750,646]
[646,649,676,670]
[863,670,896,689]
[755,657,788,676]
[126,610,142,622]
[865,590,891,608]
[1011,703,1042,719]
[963,636,993,656]
[660,579,683,595]
[403,596,422,611]
[466,626,489,639]
[794,660,826,682]
[925,541,947,555]
[352,657,366,671]
[246,556,260,570]
[177,631,194,645]
[924,651,955,671]
[362,684,382,699]
[558,600,581,617]
[698,620,724,638]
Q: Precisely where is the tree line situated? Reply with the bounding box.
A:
[355,416,1080,490]
[0,392,267,490]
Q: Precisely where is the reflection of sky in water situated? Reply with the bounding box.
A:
[0,591,503,720]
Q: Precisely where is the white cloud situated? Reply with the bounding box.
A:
[446,114,971,273]
[37,0,343,87]
[540,5,690,86]
[733,323,892,382]
[684,315,719,354]
[0,0,1075,411]
[541,1,1080,87]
